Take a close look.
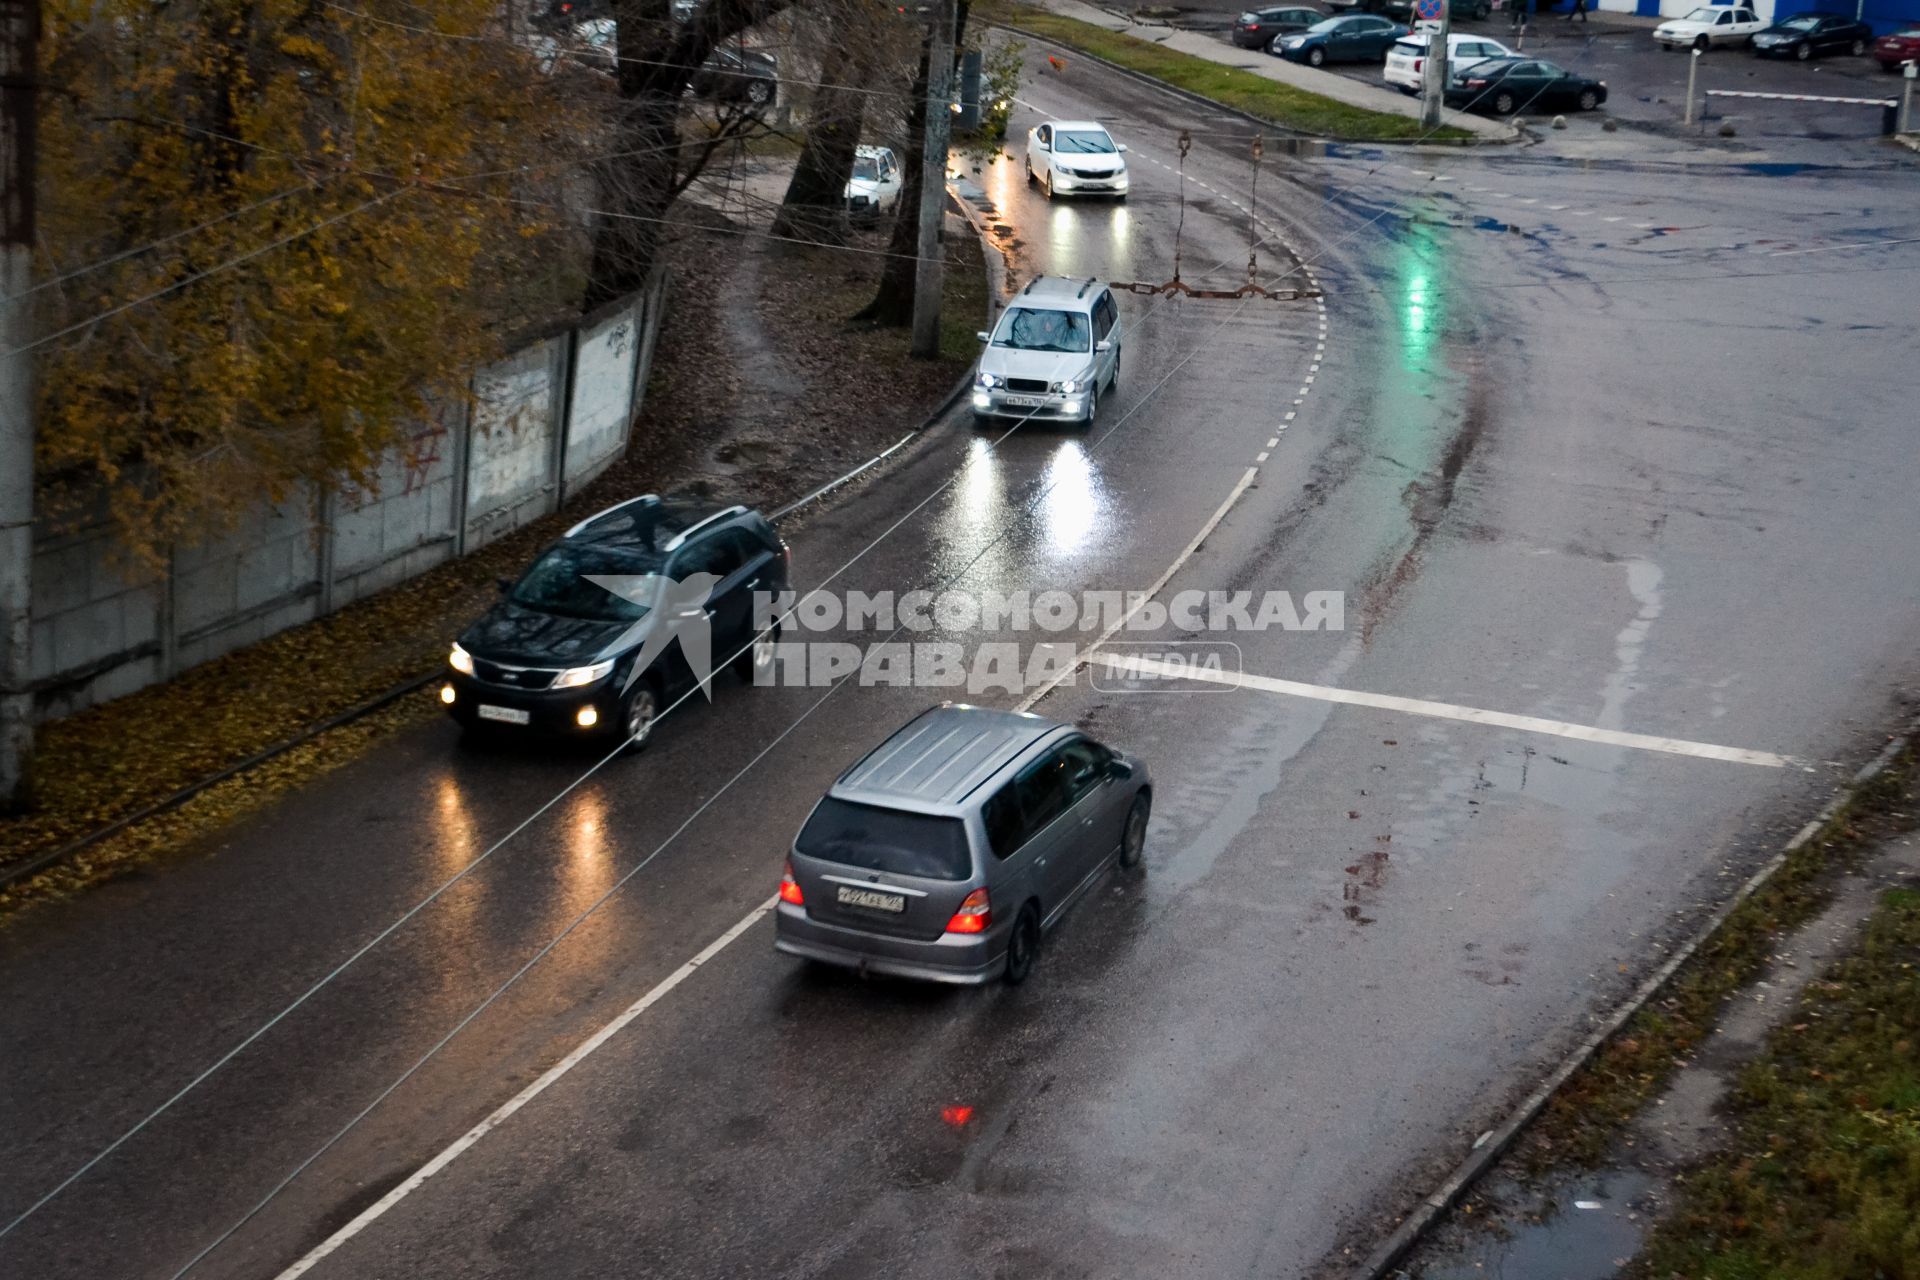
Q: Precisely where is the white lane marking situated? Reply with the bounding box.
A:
[1768,236,1920,257]
[1284,411,1296,421]
[273,897,779,1278]
[1602,216,1624,223]
[1267,436,1280,447]
[1571,209,1592,216]
[1491,191,1511,198]
[1305,374,1315,383]
[1516,197,1538,205]
[1547,204,1568,211]
[1016,467,1263,713]
[1257,451,1270,462]
[1634,222,1654,229]
[1097,654,1797,769]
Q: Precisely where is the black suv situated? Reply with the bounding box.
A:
[444,495,791,749]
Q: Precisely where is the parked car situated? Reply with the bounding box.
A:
[1653,5,1764,50]
[1870,25,1920,69]
[1446,56,1608,113]
[1025,119,1130,199]
[1383,32,1513,93]
[1230,5,1322,48]
[844,145,904,219]
[973,276,1124,426]
[1274,14,1409,66]
[772,704,1152,986]
[443,496,790,749]
[531,0,608,34]
[689,44,778,106]
[1324,0,1412,19]
[1751,12,1873,58]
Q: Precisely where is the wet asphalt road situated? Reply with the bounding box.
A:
[4,45,1920,1280]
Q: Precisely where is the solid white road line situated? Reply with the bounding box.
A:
[1098,653,1797,769]
[274,897,779,1279]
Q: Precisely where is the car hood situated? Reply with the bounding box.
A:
[845,176,883,196]
[1656,18,1709,33]
[1052,151,1126,173]
[979,347,1097,384]
[459,599,640,667]
[1753,27,1803,40]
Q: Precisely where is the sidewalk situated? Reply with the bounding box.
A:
[1022,0,1519,141]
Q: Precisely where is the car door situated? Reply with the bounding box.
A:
[1008,745,1080,916]
[663,530,749,679]
[1364,18,1397,57]
[1092,290,1119,383]
[1052,736,1128,883]
[1030,123,1052,173]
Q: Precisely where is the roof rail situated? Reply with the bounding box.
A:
[1076,277,1096,298]
[663,504,749,551]
[1021,277,1038,295]
[565,493,658,538]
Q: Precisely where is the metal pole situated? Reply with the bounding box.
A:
[0,0,38,811]
[1684,46,1701,125]
[910,0,957,360]
[1902,61,1916,134]
[1421,0,1452,129]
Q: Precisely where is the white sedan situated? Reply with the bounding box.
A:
[1654,5,1764,50]
[1025,120,1129,200]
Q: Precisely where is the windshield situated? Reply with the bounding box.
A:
[1306,17,1343,33]
[510,545,659,621]
[992,306,1091,353]
[1777,13,1818,26]
[1681,7,1719,19]
[797,799,972,880]
[1054,130,1116,154]
[851,157,879,180]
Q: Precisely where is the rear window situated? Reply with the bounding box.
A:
[1391,38,1422,54]
[797,798,973,881]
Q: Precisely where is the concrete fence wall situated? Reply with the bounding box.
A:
[26,271,668,723]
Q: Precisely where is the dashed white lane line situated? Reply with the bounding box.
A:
[1284,411,1296,421]
[1257,451,1270,462]
[1098,654,1799,769]
[1602,215,1624,223]
[1547,204,1568,211]
[1267,436,1280,447]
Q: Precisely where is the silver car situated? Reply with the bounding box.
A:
[774,704,1152,985]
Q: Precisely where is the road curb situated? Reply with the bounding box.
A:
[2,207,1003,899]
[993,23,1524,147]
[1353,715,1919,1279]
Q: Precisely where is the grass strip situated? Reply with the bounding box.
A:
[1636,880,1920,1277]
[990,2,1471,142]
[1517,746,1919,1173]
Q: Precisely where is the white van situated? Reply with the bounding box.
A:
[1383,32,1512,92]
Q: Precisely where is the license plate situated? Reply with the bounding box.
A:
[1001,394,1044,408]
[477,705,531,725]
[836,885,906,914]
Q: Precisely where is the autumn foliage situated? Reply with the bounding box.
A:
[33,0,584,564]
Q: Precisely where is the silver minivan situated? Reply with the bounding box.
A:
[773,704,1152,985]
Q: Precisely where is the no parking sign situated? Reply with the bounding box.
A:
[1414,0,1445,28]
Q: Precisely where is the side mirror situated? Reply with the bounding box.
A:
[1095,339,1113,353]
[976,330,991,343]
[1036,139,1051,151]
[1118,143,1129,152]
[1107,756,1134,782]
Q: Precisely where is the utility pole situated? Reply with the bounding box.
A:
[1419,0,1451,129]
[909,0,957,360]
[0,0,37,812]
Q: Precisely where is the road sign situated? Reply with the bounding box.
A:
[1416,0,1444,20]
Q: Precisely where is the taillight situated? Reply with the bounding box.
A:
[778,861,804,906]
[781,540,791,567]
[946,887,991,934]
[1414,56,1424,71]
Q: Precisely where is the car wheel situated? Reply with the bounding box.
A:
[734,619,778,682]
[1083,384,1099,426]
[1849,37,1866,55]
[1026,160,1037,186]
[1693,33,1710,51]
[1578,88,1599,110]
[1118,792,1151,871]
[1003,904,1040,986]
[1474,0,1490,16]
[1107,354,1120,394]
[619,680,659,753]
[746,78,773,106]
[1795,40,1811,59]
[1307,45,1326,66]
[1493,90,1517,114]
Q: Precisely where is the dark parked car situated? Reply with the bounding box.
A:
[774,704,1152,986]
[1229,5,1322,49]
[689,45,779,107]
[1273,14,1408,66]
[1446,56,1608,114]
[1871,26,1920,69]
[1751,12,1873,59]
[443,495,790,749]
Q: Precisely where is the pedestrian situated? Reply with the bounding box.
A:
[1566,0,1588,22]
[1508,0,1530,34]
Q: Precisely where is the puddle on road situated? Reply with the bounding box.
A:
[1415,1169,1657,1280]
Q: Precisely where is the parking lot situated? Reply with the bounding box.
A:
[1193,2,1912,142]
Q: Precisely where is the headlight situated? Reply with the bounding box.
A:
[449,642,475,675]
[976,371,1000,388]
[1057,378,1083,394]
[1284,35,1305,46]
[552,659,615,689]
